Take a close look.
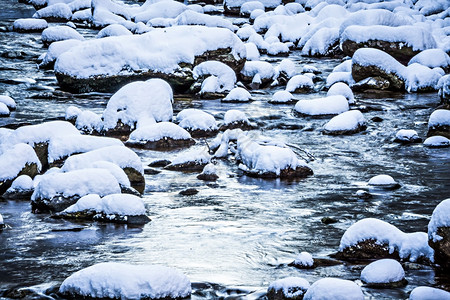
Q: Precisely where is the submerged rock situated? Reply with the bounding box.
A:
[179,188,199,196]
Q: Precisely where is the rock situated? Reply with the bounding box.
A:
[423,136,450,148]
[124,167,145,195]
[437,75,450,106]
[394,129,422,143]
[355,190,372,199]
[321,217,338,224]
[144,168,161,175]
[219,110,256,131]
[148,160,172,168]
[292,252,314,269]
[360,259,407,288]
[126,136,195,151]
[197,163,218,181]
[323,110,366,135]
[165,148,211,172]
[267,277,310,300]
[352,65,404,91]
[179,188,199,196]
[428,198,450,269]
[371,116,383,122]
[427,109,450,139]
[12,18,48,33]
[352,77,391,91]
[3,175,34,200]
[368,174,400,189]
[334,239,400,261]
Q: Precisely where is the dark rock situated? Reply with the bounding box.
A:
[323,124,366,136]
[120,185,141,197]
[144,168,161,175]
[187,128,219,139]
[179,188,199,196]
[1,189,33,200]
[54,210,151,225]
[219,121,256,131]
[33,142,49,170]
[32,194,80,213]
[371,116,383,122]
[197,173,218,181]
[196,91,227,100]
[321,217,338,224]
[125,137,195,150]
[148,160,172,168]
[352,64,404,91]
[429,226,450,269]
[362,278,408,289]
[0,163,39,195]
[165,161,208,172]
[1,50,27,59]
[0,122,32,130]
[352,77,391,91]
[289,257,342,269]
[333,239,400,261]
[243,165,313,179]
[123,167,145,194]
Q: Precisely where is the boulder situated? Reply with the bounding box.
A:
[428,198,450,269]
[267,277,310,300]
[427,109,450,139]
[360,259,407,288]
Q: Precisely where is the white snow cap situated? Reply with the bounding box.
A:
[395,129,420,142]
[103,79,173,131]
[193,61,237,93]
[33,3,72,20]
[268,277,310,299]
[294,96,349,116]
[40,39,83,68]
[241,61,276,82]
[41,26,84,44]
[97,24,133,38]
[271,90,294,103]
[327,82,355,104]
[294,251,314,267]
[423,136,450,147]
[224,110,250,125]
[64,193,146,216]
[75,111,103,133]
[286,75,314,92]
[171,148,211,165]
[428,198,450,243]
[408,49,450,69]
[0,103,9,116]
[10,121,80,147]
[339,218,434,262]
[409,286,450,300]
[303,278,363,300]
[127,122,192,143]
[201,163,217,175]
[368,174,398,186]
[361,259,405,284]
[8,175,34,192]
[428,109,450,128]
[13,18,48,32]
[324,110,365,133]
[59,262,191,299]
[0,143,42,181]
[177,109,217,132]
[223,87,252,102]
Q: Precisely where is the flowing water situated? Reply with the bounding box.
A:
[0,1,449,299]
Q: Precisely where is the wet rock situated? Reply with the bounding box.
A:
[148,160,172,168]
[102,120,133,140]
[219,120,256,131]
[267,277,310,300]
[124,167,145,194]
[179,188,199,196]
[0,158,40,196]
[333,239,400,261]
[371,116,383,122]
[352,65,404,91]
[321,217,338,224]
[427,109,450,139]
[144,168,161,175]
[165,161,208,172]
[126,137,195,151]
[352,77,391,91]
[243,165,314,180]
[197,164,218,181]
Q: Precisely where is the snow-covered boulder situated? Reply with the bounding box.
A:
[41,26,84,46]
[302,27,340,57]
[286,75,314,93]
[197,163,218,181]
[335,218,434,263]
[3,175,34,200]
[294,96,349,117]
[240,1,264,17]
[102,79,173,136]
[220,110,255,131]
[0,144,41,195]
[165,148,211,171]
[341,25,436,65]
[403,63,442,93]
[193,61,237,97]
[423,136,450,148]
[237,135,313,179]
[13,18,48,32]
[31,168,122,213]
[267,277,310,300]
[408,49,450,72]
[58,194,150,224]
[368,174,400,189]
[54,26,246,93]
[0,213,4,230]
[303,278,363,300]
[177,109,218,137]
[59,262,191,299]
[326,71,355,88]
[437,75,450,104]
[224,0,281,15]
[0,103,10,117]
[96,24,133,38]
[269,90,295,104]
[409,286,450,300]
[240,61,276,89]
[72,8,91,22]
[323,110,366,135]
[39,39,83,69]
[174,10,237,32]
[360,259,406,288]
[74,110,103,134]
[33,3,73,21]
[428,198,450,269]
[222,87,252,103]
[126,122,194,150]
[61,146,145,194]
[394,129,421,143]
[327,82,354,104]
[427,109,450,139]
[292,251,314,269]
[132,0,187,24]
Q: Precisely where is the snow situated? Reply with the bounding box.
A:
[303,278,363,300]
[64,193,146,216]
[171,148,211,165]
[33,3,73,20]
[9,121,80,147]
[97,24,133,38]
[293,251,314,267]
[55,26,246,79]
[241,61,276,82]
[404,63,442,92]
[408,49,450,69]
[409,286,450,300]
[127,122,192,143]
[225,0,281,9]
[324,110,365,132]
[174,10,237,32]
[31,169,121,201]
[48,135,123,164]
[294,95,349,116]
[428,109,450,128]
[59,262,191,299]
[68,0,91,11]
[41,26,84,45]
[65,106,82,121]
[245,43,260,61]
[333,60,352,73]
[8,175,34,192]
[428,198,450,243]
[277,59,297,78]
[177,109,217,132]
[327,82,355,104]
[339,218,434,262]
[102,79,173,131]
[286,75,314,92]
[75,111,103,133]
[268,277,310,299]
[40,39,83,68]
[223,87,252,102]
[201,163,217,175]
[236,25,257,41]
[438,75,450,99]
[352,48,405,78]
[326,71,355,87]
[133,0,187,23]
[395,129,420,142]
[13,18,48,32]
[72,8,91,22]
[224,110,250,125]
[241,1,265,16]
[193,61,237,92]
[267,42,290,56]
[360,259,405,284]
[90,161,130,188]
[368,174,398,186]
[423,136,450,147]
[61,145,143,174]
[270,91,294,103]
[0,214,3,226]
[302,65,319,74]
[0,103,9,116]
[302,27,340,56]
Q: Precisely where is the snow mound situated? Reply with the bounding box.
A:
[245,42,260,61]
[327,82,355,104]
[90,161,130,188]
[395,129,420,143]
[8,175,33,192]
[41,26,84,45]
[352,48,405,78]
[360,259,405,284]
[0,103,9,116]
[33,3,72,21]
[428,198,450,243]
[103,79,173,131]
[127,122,192,143]
[423,136,450,148]
[324,110,365,133]
[404,63,442,93]
[133,0,187,23]
[326,71,355,87]
[408,49,450,70]
[177,109,217,132]
[304,278,363,300]
[368,174,398,187]
[64,193,145,216]
[428,109,450,129]
[13,18,48,32]
[293,251,314,267]
[286,75,314,93]
[268,277,310,299]
[40,39,83,68]
[224,110,250,125]
[174,10,237,31]
[339,218,434,262]
[241,61,276,83]
[409,286,450,300]
[223,87,252,102]
[193,61,237,93]
[10,121,80,147]
[294,95,349,116]
[97,24,133,38]
[0,144,41,181]
[0,95,16,110]
[270,91,294,103]
[59,262,191,300]
[302,27,340,57]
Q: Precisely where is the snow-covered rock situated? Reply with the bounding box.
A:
[59,262,191,300]
[33,3,73,21]
[438,75,450,101]
[326,71,355,88]
[267,277,310,300]
[323,110,365,135]
[13,18,48,32]
[165,148,211,171]
[269,90,295,104]
[303,278,363,300]
[220,110,255,131]
[126,122,194,150]
[177,109,218,137]
[244,42,260,61]
[286,75,314,93]
[427,109,450,139]
[409,286,450,300]
[197,163,219,181]
[336,218,434,263]
[75,111,103,134]
[423,136,450,148]
[222,87,252,103]
[368,174,400,189]
[54,26,246,93]
[240,1,264,17]
[302,27,340,57]
[360,259,406,288]
[428,198,450,269]
[102,79,173,135]
[4,174,34,200]
[0,213,4,230]
[408,49,450,72]
[240,61,276,88]
[293,251,314,268]
[394,129,421,143]
[403,63,442,93]
[294,95,349,116]
[96,24,132,38]
[72,8,91,22]
[39,39,83,69]
[41,25,84,46]
[133,0,187,24]
[31,168,122,212]
[0,103,10,117]
[327,82,354,104]
[0,95,15,111]
[193,61,237,95]
[224,0,281,15]
[174,10,237,32]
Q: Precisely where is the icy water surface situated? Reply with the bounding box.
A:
[0,1,449,299]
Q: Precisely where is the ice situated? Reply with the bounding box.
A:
[360,259,405,284]
[41,26,84,45]
[409,286,450,300]
[327,82,355,104]
[303,278,363,300]
[294,95,349,116]
[423,136,450,147]
[293,251,314,267]
[223,87,252,102]
[428,198,450,243]
[268,277,310,299]
[428,109,450,128]
[59,262,191,299]
[97,24,132,38]
[193,61,237,93]
[127,122,192,143]
[324,110,365,133]
[13,18,48,32]
[286,75,314,92]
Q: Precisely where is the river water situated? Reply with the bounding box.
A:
[0,0,449,299]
